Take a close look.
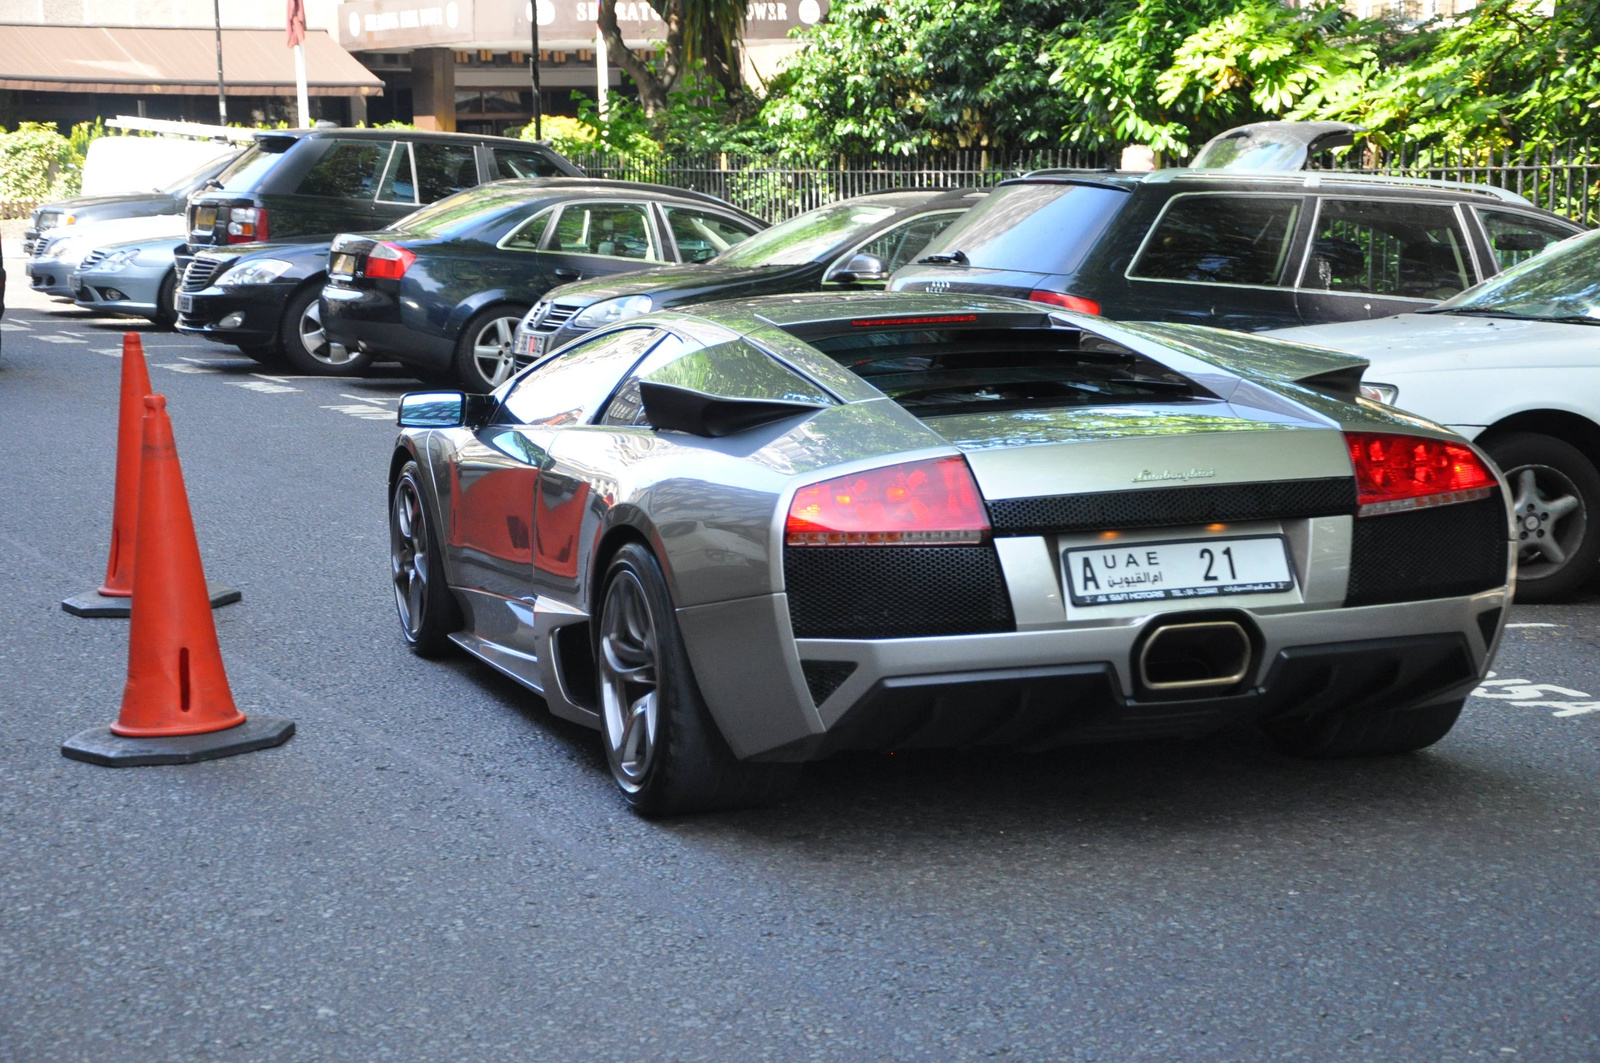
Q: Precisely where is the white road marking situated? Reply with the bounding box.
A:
[321,403,395,420]
[90,347,123,358]
[339,393,396,406]
[1505,622,1562,628]
[1473,672,1600,718]
[154,362,220,374]
[231,380,300,394]
[35,333,87,344]
[0,321,32,331]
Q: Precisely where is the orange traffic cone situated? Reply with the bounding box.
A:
[62,333,241,618]
[62,395,292,767]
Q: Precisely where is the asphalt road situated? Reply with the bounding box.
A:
[0,298,1596,1062]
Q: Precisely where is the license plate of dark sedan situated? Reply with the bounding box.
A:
[194,207,217,231]
[330,253,357,277]
[1064,535,1294,605]
[176,293,193,313]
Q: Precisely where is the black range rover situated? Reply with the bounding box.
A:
[175,128,579,372]
[888,169,1584,330]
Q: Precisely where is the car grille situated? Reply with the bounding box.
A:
[530,301,581,334]
[784,546,1015,639]
[985,477,1358,536]
[1345,493,1508,607]
[79,249,109,271]
[182,258,225,292]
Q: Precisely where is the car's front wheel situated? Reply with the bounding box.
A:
[281,285,373,376]
[1483,433,1600,603]
[391,461,462,656]
[597,543,798,815]
[152,271,178,329]
[453,306,528,392]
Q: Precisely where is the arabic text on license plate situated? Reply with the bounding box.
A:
[195,207,217,231]
[533,333,551,359]
[331,253,357,277]
[176,293,194,313]
[1064,535,1293,606]
[513,331,530,355]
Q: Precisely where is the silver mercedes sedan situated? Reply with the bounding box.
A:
[388,293,1514,815]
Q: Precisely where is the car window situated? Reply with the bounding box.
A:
[599,335,690,426]
[377,144,417,204]
[295,139,393,199]
[712,201,899,267]
[1300,198,1470,299]
[1429,228,1600,322]
[919,183,1128,275]
[500,207,555,252]
[413,142,480,203]
[493,147,565,179]
[601,336,830,427]
[216,145,281,192]
[1477,209,1577,272]
[549,203,661,261]
[662,206,759,263]
[1131,195,1301,287]
[852,211,964,272]
[501,328,665,426]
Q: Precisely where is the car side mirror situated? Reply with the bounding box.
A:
[639,382,826,438]
[831,253,888,284]
[397,390,495,429]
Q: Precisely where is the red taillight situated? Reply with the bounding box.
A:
[785,456,991,546]
[849,314,979,328]
[1345,432,1496,516]
[225,206,268,244]
[1028,290,1101,315]
[364,242,417,280]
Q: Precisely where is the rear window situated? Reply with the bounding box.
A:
[1131,194,1302,287]
[215,146,281,192]
[811,326,1204,416]
[295,139,393,199]
[914,183,1129,275]
[391,185,535,237]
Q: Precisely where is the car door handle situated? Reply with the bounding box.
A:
[553,268,582,280]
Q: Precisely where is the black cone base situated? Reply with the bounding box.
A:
[61,716,294,767]
[61,582,242,618]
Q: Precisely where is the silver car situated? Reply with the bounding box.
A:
[70,235,184,326]
[389,293,1514,815]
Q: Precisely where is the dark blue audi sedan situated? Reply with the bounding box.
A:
[320,179,765,389]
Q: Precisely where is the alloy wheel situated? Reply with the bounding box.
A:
[599,570,661,792]
[298,298,356,367]
[390,476,429,640]
[1509,463,1586,580]
[471,316,520,388]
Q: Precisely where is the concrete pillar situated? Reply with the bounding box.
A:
[349,93,368,126]
[411,48,456,131]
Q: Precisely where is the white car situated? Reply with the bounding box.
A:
[1275,228,1600,600]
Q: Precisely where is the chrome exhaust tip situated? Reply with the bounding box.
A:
[1136,619,1253,694]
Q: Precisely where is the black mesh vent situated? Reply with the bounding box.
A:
[801,660,858,705]
[784,546,1014,639]
[1346,495,1508,607]
[987,477,1356,536]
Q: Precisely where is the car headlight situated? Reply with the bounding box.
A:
[97,249,137,273]
[216,258,292,286]
[1360,382,1399,405]
[572,294,653,329]
[45,237,82,262]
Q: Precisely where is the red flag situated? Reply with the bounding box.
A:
[286,0,306,47]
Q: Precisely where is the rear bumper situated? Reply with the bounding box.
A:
[321,284,453,369]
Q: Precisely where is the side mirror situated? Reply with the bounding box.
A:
[831,253,888,284]
[639,382,826,438]
[397,390,496,429]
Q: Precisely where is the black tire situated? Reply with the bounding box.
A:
[452,305,528,392]
[280,283,374,376]
[1482,432,1600,603]
[236,343,286,366]
[597,543,799,816]
[390,461,462,657]
[151,271,178,329]
[1265,697,1466,759]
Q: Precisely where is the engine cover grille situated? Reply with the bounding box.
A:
[986,477,1357,536]
[1346,494,1509,607]
[785,546,1014,640]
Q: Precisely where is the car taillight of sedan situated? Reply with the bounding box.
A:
[785,456,991,546]
[363,243,417,280]
[1345,432,1496,516]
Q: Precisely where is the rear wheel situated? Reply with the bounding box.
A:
[390,461,462,657]
[1482,433,1600,603]
[452,306,527,392]
[597,543,798,816]
[1265,698,1466,759]
[236,344,285,366]
[280,284,373,376]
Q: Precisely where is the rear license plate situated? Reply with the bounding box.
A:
[194,207,217,231]
[1063,535,1293,606]
[176,293,194,313]
[330,252,358,277]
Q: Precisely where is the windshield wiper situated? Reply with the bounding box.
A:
[1416,307,1527,319]
[917,249,968,266]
